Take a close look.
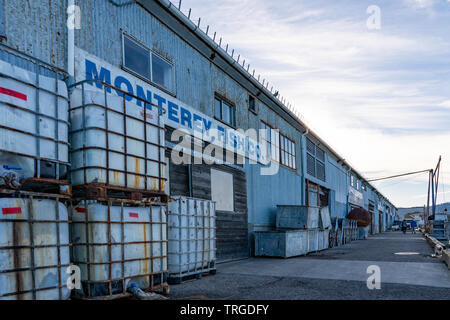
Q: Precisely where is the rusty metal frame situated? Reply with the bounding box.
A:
[68,79,167,193]
[0,45,70,186]
[0,193,70,300]
[69,199,169,298]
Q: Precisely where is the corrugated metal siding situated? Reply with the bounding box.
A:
[2,0,397,246]
[4,0,67,69]
[0,0,5,39]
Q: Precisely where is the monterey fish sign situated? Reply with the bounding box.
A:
[74,48,266,164]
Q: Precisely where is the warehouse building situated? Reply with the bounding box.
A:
[0,0,397,264]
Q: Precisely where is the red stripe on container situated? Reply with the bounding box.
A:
[0,87,27,101]
[129,212,139,218]
[75,208,86,213]
[2,207,22,215]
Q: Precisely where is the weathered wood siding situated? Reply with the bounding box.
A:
[165,136,249,262]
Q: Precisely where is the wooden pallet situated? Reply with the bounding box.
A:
[72,183,168,203]
[168,268,217,285]
[0,178,71,197]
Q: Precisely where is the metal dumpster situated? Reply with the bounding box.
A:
[255,230,308,258]
[318,229,330,251]
[276,205,320,230]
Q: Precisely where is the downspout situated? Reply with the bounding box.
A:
[346,168,351,219]
[300,129,309,206]
[67,0,75,84]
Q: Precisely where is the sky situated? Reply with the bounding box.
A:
[173,0,450,208]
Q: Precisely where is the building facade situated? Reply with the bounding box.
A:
[0,0,397,262]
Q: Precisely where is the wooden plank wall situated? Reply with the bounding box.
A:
[165,134,249,262]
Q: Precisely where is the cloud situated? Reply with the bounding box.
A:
[404,0,437,9]
[176,0,450,207]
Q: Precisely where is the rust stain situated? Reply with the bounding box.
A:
[160,180,165,192]
[112,171,120,185]
[142,224,149,275]
[134,158,141,189]
[12,221,24,300]
[151,179,157,191]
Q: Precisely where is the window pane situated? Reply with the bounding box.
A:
[307,154,315,176]
[152,53,173,91]
[249,96,256,111]
[230,105,236,126]
[215,98,221,119]
[124,36,150,79]
[316,147,325,162]
[316,160,326,181]
[222,101,231,124]
[306,138,315,155]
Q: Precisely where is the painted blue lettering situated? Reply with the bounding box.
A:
[168,102,180,123]
[136,85,152,110]
[202,119,212,134]
[217,126,225,143]
[153,94,167,107]
[180,107,192,129]
[85,59,112,93]
[248,141,255,155]
[114,76,133,101]
[229,132,237,148]
[237,135,245,151]
[193,114,203,133]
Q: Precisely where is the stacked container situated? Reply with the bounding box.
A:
[0,45,71,300]
[67,79,169,299]
[255,205,331,258]
[167,197,216,284]
[69,200,168,298]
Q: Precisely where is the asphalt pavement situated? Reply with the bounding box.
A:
[170,231,450,300]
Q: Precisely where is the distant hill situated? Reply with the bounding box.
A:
[398,202,450,219]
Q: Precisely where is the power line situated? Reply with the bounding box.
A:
[367,169,432,182]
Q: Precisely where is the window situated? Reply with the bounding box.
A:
[280,134,296,170]
[211,169,234,212]
[249,95,256,113]
[123,34,175,92]
[307,154,315,176]
[260,121,279,163]
[306,138,326,181]
[368,201,375,213]
[152,53,173,91]
[123,35,150,79]
[260,122,296,169]
[214,96,236,127]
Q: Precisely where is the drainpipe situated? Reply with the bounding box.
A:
[300,129,309,206]
[346,168,351,219]
[67,0,75,84]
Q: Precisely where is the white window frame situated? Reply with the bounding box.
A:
[122,32,176,94]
